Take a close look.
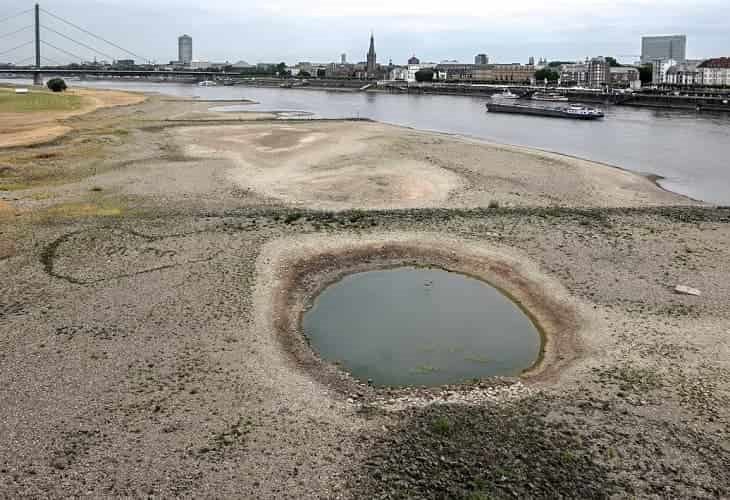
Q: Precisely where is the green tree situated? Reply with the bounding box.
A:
[298,70,311,78]
[46,78,67,92]
[414,69,434,82]
[639,64,653,84]
[547,61,573,68]
[605,57,621,67]
[534,68,559,82]
[275,62,288,77]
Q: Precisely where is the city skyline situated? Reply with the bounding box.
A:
[0,0,727,65]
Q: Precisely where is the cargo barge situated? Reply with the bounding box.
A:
[486,102,604,120]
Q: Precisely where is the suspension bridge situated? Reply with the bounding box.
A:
[0,5,254,82]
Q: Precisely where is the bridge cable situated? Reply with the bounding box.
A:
[0,25,33,40]
[12,55,36,66]
[13,55,64,67]
[40,8,152,64]
[40,40,86,64]
[0,40,34,58]
[42,56,63,66]
[0,8,33,25]
[41,25,117,61]
[13,54,81,67]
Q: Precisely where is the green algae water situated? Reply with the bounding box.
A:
[302,267,541,387]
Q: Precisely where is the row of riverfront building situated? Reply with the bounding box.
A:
[170,32,729,89]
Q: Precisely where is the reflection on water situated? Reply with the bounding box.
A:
[302,267,541,387]
[4,78,729,204]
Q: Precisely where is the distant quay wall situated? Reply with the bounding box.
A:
[236,79,730,112]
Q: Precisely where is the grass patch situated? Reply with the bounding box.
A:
[0,91,82,113]
[0,139,105,190]
[0,182,32,191]
[38,201,124,219]
[431,416,452,435]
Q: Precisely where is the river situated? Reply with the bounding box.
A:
[5,79,730,204]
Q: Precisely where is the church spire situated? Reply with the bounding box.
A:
[367,31,377,77]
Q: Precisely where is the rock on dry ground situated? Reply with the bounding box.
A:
[0,94,728,498]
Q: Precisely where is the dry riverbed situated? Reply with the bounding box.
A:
[0,93,728,498]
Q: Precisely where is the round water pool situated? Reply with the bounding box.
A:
[302,266,542,387]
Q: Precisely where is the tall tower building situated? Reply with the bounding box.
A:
[341,53,347,64]
[641,34,686,63]
[475,53,488,65]
[178,34,193,65]
[366,33,376,77]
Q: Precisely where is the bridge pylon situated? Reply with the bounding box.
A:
[34,3,42,85]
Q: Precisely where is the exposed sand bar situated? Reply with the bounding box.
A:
[175,120,697,210]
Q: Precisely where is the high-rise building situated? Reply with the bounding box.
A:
[341,53,347,64]
[641,35,686,63]
[178,34,193,65]
[475,53,489,65]
[366,33,376,77]
[587,57,611,88]
[528,56,535,66]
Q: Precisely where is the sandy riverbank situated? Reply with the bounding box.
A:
[0,95,727,498]
[0,86,145,148]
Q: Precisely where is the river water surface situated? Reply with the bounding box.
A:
[4,78,729,204]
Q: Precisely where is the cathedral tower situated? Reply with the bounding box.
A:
[366,32,376,77]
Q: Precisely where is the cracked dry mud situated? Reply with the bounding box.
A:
[0,93,728,498]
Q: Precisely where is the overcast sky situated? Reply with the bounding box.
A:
[1,0,728,65]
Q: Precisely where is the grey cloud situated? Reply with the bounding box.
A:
[0,0,727,65]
